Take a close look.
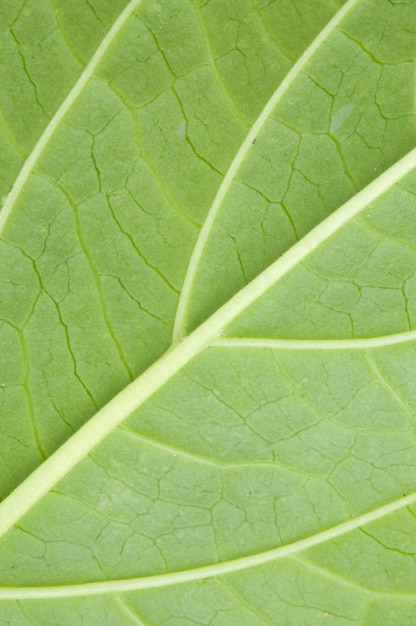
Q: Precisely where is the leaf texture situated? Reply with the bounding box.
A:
[1,1,416,624]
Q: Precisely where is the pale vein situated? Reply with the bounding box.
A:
[0,0,144,235]
[0,146,415,538]
[172,0,361,341]
[1,490,416,598]
[211,331,416,351]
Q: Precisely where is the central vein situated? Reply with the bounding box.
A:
[0,146,414,537]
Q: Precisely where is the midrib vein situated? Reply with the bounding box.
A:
[2,490,416,598]
[0,0,144,235]
[0,146,415,538]
[172,0,361,341]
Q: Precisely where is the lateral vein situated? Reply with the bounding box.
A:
[172,0,361,340]
[0,146,415,537]
[0,0,144,235]
[1,490,416,598]
[211,331,416,350]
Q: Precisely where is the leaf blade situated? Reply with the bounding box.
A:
[1,0,416,624]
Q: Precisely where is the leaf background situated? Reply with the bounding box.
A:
[1,0,416,624]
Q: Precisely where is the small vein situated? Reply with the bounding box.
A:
[221,578,275,625]
[357,214,416,257]
[9,29,49,119]
[293,554,372,595]
[121,423,337,480]
[86,0,105,28]
[48,293,98,410]
[112,275,168,327]
[294,554,416,599]
[88,132,103,192]
[244,179,300,241]
[281,201,300,241]
[172,87,223,177]
[50,0,86,66]
[140,20,223,177]
[56,183,134,380]
[252,0,296,63]
[366,353,414,419]
[230,235,249,283]
[0,106,28,159]
[359,527,414,556]
[8,244,47,460]
[18,328,46,461]
[403,279,412,329]
[106,194,179,294]
[99,83,201,230]
[142,20,176,76]
[120,425,277,470]
[190,4,251,126]
[116,598,149,626]
[327,133,358,188]
[123,102,201,229]
[340,29,384,66]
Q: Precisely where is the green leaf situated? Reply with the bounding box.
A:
[1,0,416,624]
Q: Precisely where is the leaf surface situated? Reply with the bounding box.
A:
[1,1,416,624]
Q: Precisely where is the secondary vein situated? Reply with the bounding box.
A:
[0,146,415,538]
[0,0,144,236]
[1,489,416,598]
[211,331,416,350]
[172,0,361,341]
